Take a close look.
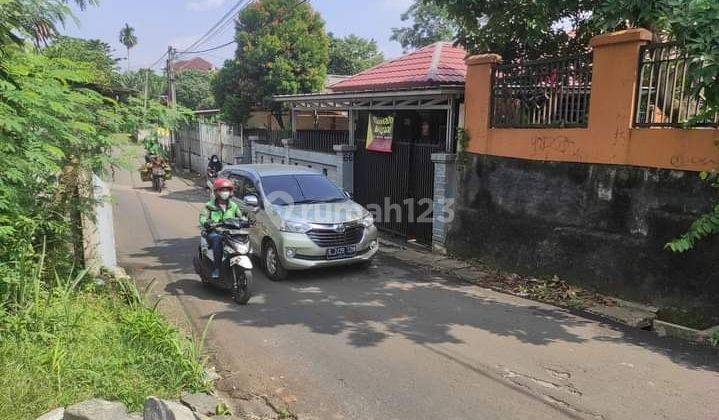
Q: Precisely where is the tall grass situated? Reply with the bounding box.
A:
[0,265,210,419]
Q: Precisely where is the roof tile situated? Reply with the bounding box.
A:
[330,42,467,92]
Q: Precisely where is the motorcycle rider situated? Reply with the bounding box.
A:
[208,154,222,173]
[199,178,243,279]
[206,155,222,189]
[146,154,167,189]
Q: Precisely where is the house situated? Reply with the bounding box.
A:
[274,41,468,245]
[172,57,216,73]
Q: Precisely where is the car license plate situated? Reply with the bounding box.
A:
[326,245,357,260]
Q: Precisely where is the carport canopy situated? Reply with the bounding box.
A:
[274,87,464,152]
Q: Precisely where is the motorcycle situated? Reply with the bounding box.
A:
[193,218,253,305]
[151,166,166,192]
[206,155,222,190]
[206,168,218,190]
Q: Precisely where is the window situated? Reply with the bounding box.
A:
[229,174,257,198]
[260,174,346,206]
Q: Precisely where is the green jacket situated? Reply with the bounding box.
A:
[199,198,242,227]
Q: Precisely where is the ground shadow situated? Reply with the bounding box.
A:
[159,187,208,204]
[135,237,591,346]
[130,236,719,372]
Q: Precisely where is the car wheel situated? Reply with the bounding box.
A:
[263,241,287,281]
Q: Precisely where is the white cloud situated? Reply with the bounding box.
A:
[186,0,225,12]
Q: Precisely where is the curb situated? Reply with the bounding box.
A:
[377,237,717,348]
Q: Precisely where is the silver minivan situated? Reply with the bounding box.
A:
[218,164,379,281]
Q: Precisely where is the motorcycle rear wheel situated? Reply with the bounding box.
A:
[232,266,251,305]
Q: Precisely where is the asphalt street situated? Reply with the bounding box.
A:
[111,166,719,420]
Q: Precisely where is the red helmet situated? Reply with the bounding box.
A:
[213,178,234,191]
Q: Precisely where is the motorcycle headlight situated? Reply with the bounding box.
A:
[280,220,312,233]
[361,214,375,227]
[228,239,250,254]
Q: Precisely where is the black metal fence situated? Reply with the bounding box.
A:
[245,128,292,147]
[491,53,593,128]
[249,128,349,153]
[354,139,441,246]
[635,42,718,128]
[294,129,349,153]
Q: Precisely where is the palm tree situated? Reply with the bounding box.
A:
[1,0,100,48]
[119,23,138,71]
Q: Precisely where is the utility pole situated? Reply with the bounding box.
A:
[142,67,149,114]
[166,46,177,109]
[166,46,179,164]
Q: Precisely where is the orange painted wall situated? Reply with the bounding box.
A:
[463,29,719,173]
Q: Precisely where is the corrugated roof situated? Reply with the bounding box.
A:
[330,42,467,92]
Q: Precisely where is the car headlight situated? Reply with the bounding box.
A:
[361,214,375,227]
[280,220,312,233]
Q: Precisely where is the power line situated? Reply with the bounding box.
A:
[179,0,252,55]
[179,40,237,55]
[143,0,250,69]
[146,0,310,71]
[176,0,310,59]
[147,50,168,70]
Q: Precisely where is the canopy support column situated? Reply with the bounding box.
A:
[445,96,456,153]
[348,108,355,145]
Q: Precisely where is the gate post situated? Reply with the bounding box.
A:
[333,144,356,194]
[431,153,458,254]
[281,138,294,165]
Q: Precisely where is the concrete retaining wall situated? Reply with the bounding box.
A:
[447,153,719,316]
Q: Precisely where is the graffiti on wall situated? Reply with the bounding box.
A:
[530,135,582,158]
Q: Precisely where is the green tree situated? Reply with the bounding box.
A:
[421,0,598,61]
[390,2,457,52]
[118,23,138,71]
[214,0,329,127]
[328,33,384,75]
[176,69,215,110]
[44,36,118,87]
[655,0,719,251]
[115,68,167,100]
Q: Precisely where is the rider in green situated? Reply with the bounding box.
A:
[200,178,243,278]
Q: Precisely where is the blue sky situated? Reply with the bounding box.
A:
[63,0,414,71]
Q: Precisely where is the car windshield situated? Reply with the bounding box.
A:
[261,174,347,206]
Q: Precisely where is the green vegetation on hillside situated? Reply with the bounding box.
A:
[0,3,206,418]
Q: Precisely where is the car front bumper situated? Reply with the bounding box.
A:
[276,225,379,270]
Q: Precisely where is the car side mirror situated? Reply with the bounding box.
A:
[344,190,353,199]
[243,194,260,209]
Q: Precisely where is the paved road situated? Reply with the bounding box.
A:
[111,167,719,420]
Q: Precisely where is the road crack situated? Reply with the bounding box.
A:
[501,368,582,397]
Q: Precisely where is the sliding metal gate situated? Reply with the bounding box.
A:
[354,139,441,246]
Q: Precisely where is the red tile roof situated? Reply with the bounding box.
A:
[173,57,216,72]
[330,42,467,92]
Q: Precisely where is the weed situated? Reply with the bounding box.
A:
[0,271,208,419]
[215,402,232,416]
